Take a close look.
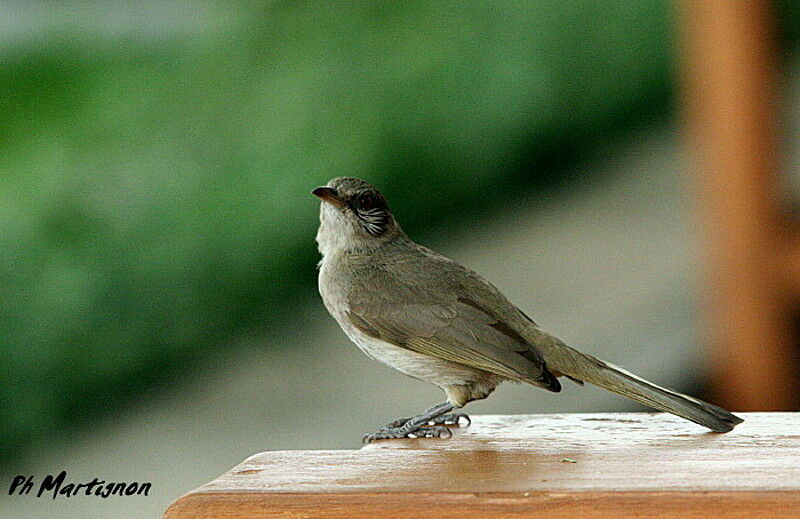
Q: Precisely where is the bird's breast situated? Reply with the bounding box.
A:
[343,324,481,387]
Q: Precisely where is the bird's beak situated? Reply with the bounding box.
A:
[312,186,346,209]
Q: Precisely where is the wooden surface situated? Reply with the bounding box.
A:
[681,0,799,410]
[165,413,800,518]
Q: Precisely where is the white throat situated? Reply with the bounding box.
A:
[315,203,355,259]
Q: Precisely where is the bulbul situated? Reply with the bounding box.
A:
[313,177,742,443]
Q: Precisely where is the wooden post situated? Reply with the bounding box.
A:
[164,413,800,518]
[680,0,798,410]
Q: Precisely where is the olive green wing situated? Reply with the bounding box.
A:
[347,295,561,391]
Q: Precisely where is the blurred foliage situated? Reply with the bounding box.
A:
[0,1,797,467]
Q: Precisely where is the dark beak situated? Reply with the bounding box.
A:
[312,186,345,208]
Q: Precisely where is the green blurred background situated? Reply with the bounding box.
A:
[1,1,799,518]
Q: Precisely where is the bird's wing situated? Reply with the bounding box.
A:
[347,294,561,391]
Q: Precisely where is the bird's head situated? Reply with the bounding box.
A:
[313,177,403,255]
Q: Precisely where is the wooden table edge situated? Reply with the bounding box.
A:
[164,490,800,518]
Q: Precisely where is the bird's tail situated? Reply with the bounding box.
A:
[546,342,743,432]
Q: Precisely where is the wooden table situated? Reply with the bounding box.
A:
[164,413,800,518]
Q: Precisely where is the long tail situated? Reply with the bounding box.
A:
[544,342,743,432]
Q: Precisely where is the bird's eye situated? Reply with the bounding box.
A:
[358,193,377,210]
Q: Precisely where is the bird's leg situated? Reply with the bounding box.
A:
[363,402,470,443]
[379,402,450,429]
[381,402,471,429]
[383,412,471,429]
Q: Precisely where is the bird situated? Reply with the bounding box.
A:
[312,177,743,443]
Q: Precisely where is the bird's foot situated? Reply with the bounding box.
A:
[383,412,470,429]
[362,425,452,444]
[382,417,410,429]
[363,401,466,444]
[436,412,471,427]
